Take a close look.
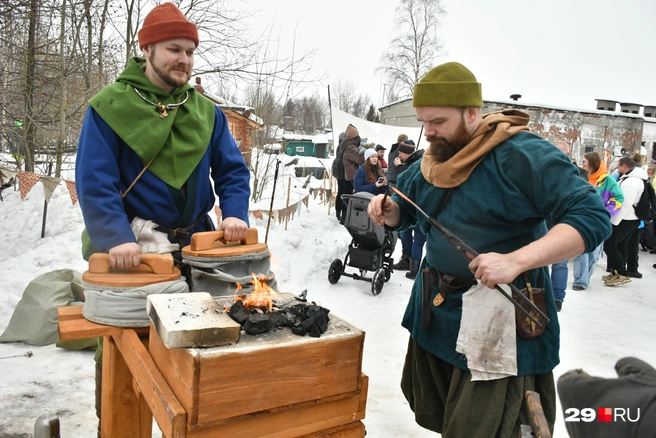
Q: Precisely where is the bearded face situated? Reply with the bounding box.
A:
[426,114,472,162]
[145,40,194,92]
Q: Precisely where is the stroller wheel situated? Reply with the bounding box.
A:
[372,268,385,295]
[328,259,343,284]
[384,266,392,282]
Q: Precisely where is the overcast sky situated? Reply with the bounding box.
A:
[246,0,656,112]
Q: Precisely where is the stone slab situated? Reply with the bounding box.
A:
[147,292,241,349]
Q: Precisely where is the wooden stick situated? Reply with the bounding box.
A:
[285,177,291,230]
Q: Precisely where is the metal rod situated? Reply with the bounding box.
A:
[40,163,53,238]
[265,160,281,244]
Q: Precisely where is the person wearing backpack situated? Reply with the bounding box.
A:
[332,131,348,222]
[333,125,364,224]
[602,156,649,285]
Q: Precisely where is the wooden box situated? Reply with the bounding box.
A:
[149,303,366,436]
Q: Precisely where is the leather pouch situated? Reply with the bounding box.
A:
[512,285,548,339]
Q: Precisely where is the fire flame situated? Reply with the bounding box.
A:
[234,273,277,312]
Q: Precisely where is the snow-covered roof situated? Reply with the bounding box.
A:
[281,133,329,144]
[380,96,647,120]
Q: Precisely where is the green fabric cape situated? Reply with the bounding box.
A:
[88,57,215,189]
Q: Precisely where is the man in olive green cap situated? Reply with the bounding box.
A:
[368,62,611,436]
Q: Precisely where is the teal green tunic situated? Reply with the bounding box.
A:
[394,131,611,376]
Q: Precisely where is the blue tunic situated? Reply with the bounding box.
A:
[76,106,250,252]
[393,131,611,375]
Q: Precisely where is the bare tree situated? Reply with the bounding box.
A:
[377,0,446,98]
[294,94,327,135]
[332,78,372,119]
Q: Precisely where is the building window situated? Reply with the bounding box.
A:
[646,112,652,117]
[584,146,594,153]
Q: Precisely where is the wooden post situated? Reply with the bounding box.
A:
[285,177,291,230]
[101,336,152,438]
[40,162,52,238]
[326,170,332,214]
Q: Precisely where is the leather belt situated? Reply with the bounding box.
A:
[422,266,477,330]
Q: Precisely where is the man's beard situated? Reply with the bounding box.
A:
[148,50,191,90]
[426,119,471,162]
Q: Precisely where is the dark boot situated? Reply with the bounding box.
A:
[392,254,411,271]
[406,259,420,279]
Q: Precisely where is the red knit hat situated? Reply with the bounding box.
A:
[138,3,199,49]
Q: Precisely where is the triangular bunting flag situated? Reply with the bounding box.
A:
[0,166,18,184]
[40,176,61,203]
[64,180,78,205]
[16,172,41,200]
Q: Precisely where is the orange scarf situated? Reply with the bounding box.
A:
[588,161,608,186]
[421,110,530,188]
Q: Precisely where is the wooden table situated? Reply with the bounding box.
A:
[57,306,367,437]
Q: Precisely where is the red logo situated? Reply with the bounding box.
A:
[598,408,613,422]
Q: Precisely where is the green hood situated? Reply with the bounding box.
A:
[89,57,215,189]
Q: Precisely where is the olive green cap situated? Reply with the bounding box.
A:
[413,62,482,108]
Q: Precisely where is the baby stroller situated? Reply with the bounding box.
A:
[328,192,397,295]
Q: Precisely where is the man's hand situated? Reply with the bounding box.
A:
[468,252,522,289]
[367,194,400,227]
[109,242,141,269]
[218,217,248,242]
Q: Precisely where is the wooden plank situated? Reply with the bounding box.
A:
[186,388,366,438]
[525,391,551,438]
[196,334,364,423]
[114,329,187,438]
[101,336,152,438]
[57,305,85,321]
[298,421,365,438]
[149,323,200,426]
[357,374,368,414]
[58,314,148,340]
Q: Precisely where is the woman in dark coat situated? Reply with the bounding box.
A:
[354,149,388,195]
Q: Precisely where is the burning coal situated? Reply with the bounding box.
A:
[228,276,330,337]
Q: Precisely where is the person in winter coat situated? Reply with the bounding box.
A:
[572,152,623,290]
[366,62,610,437]
[375,144,388,173]
[391,140,426,279]
[331,131,349,222]
[354,149,388,195]
[602,155,648,285]
[333,124,364,223]
[76,2,250,270]
[342,124,364,182]
[386,133,408,187]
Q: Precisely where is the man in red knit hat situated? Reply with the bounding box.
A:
[76,2,250,268]
[75,4,251,435]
